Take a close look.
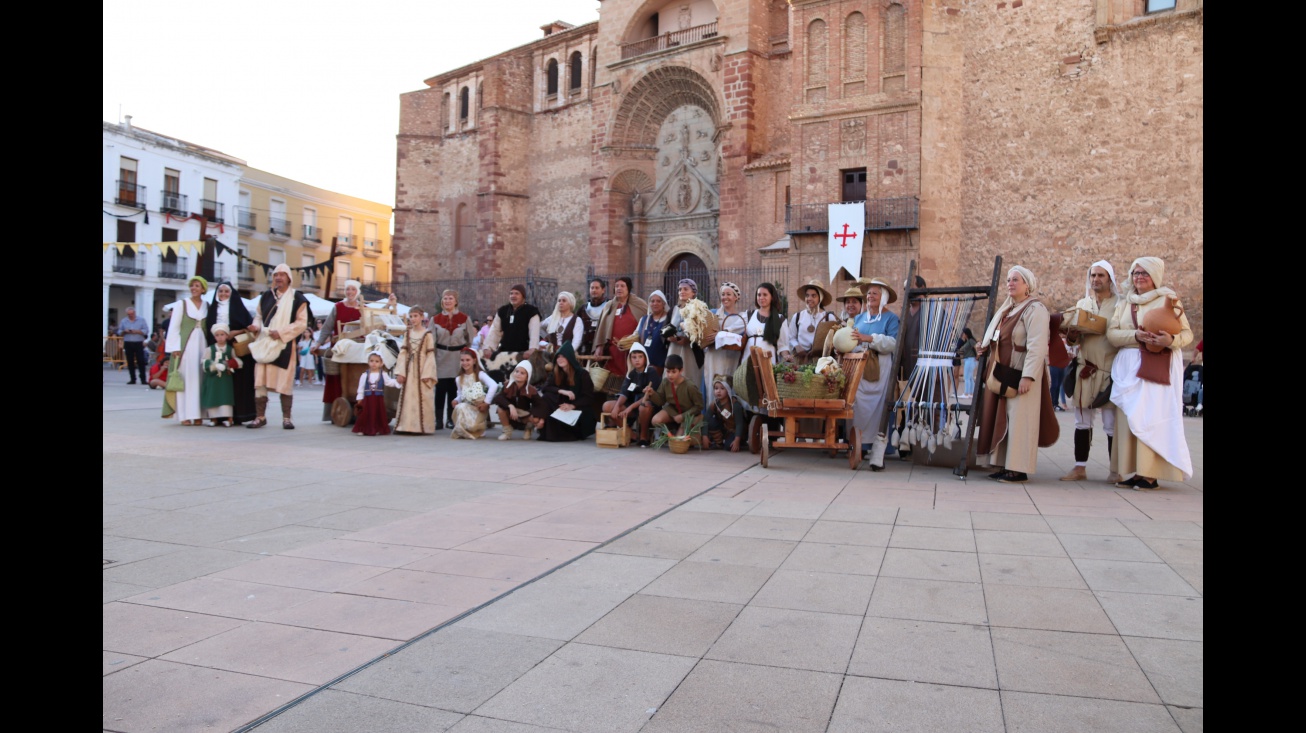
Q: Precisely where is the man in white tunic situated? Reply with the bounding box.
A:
[789,279,839,365]
[246,263,310,429]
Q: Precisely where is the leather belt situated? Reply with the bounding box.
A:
[437,344,466,352]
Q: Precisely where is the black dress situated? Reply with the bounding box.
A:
[531,368,597,441]
[492,383,540,430]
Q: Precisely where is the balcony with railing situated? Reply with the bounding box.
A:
[621,21,719,60]
[112,251,145,275]
[363,238,383,257]
[302,225,322,242]
[116,181,146,209]
[784,197,920,235]
[237,208,257,231]
[160,191,188,216]
[335,234,357,252]
[237,261,254,283]
[159,257,190,280]
[269,218,291,238]
[200,199,224,224]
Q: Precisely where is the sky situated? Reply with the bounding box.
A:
[103,0,602,209]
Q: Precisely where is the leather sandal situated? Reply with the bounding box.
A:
[283,418,295,430]
[245,417,267,429]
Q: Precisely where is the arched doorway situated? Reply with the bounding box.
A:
[664,253,709,301]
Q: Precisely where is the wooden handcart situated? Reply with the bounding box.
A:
[747,346,868,470]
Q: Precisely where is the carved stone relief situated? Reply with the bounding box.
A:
[842,117,866,156]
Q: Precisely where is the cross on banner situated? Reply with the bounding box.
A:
[827,202,865,281]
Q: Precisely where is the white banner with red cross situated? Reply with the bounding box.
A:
[827,202,865,282]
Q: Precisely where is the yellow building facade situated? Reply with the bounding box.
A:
[236,168,393,300]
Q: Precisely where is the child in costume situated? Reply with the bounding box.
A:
[646,353,704,441]
[201,323,243,427]
[702,375,746,452]
[601,342,661,447]
[450,349,499,439]
[492,362,540,440]
[353,350,398,436]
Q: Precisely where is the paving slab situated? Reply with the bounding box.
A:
[157,621,398,686]
[751,568,876,616]
[848,616,997,688]
[102,659,314,732]
[593,528,713,560]
[575,594,742,657]
[705,605,862,673]
[1123,636,1203,708]
[829,676,1004,733]
[991,627,1161,703]
[684,535,797,569]
[1073,558,1200,596]
[639,560,774,605]
[1096,591,1204,641]
[1001,691,1183,733]
[103,603,244,658]
[983,584,1117,634]
[867,576,988,625]
[780,541,885,575]
[451,581,632,641]
[641,660,841,733]
[250,689,463,733]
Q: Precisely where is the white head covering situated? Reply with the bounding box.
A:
[1129,256,1165,289]
[210,322,230,335]
[344,279,362,300]
[513,360,534,384]
[981,265,1039,347]
[547,291,577,334]
[710,374,737,404]
[1084,260,1120,301]
[627,341,650,371]
[647,290,668,314]
[366,349,387,361]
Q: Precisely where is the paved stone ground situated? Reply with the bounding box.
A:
[102,372,1202,732]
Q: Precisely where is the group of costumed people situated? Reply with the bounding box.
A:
[155,260,1195,491]
[974,258,1193,489]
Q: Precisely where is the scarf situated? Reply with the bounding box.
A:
[981,265,1038,348]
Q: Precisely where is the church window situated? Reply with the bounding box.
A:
[1147,0,1176,10]
[546,59,559,98]
[569,51,583,92]
[807,19,828,87]
[882,3,906,92]
[459,86,470,121]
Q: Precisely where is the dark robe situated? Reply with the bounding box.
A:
[204,282,256,425]
[530,366,596,441]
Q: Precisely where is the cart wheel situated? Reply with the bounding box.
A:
[760,424,770,468]
[330,397,354,427]
[847,428,862,470]
[749,415,763,455]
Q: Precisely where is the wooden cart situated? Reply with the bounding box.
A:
[748,346,868,469]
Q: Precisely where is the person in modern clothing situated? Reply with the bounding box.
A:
[394,306,438,435]
[163,276,210,425]
[975,266,1058,483]
[647,353,704,438]
[1061,261,1122,483]
[958,327,978,398]
[116,306,150,384]
[1107,257,1193,490]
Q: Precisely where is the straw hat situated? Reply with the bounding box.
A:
[795,279,833,309]
[835,285,864,303]
[858,276,898,305]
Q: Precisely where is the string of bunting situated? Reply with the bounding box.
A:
[101,239,337,281]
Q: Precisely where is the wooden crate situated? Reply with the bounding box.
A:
[596,416,631,448]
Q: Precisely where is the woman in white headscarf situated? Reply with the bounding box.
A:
[633,290,671,372]
[541,291,584,355]
[314,278,367,420]
[667,278,705,394]
[702,281,748,401]
[975,265,1059,483]
[849,278,900,470]
[1106,257,1193,490]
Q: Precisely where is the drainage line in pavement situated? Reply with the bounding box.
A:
[232,461,758,732]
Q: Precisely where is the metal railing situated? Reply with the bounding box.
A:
[160,191,188,215]
[237,208,257,230]
[302,225,321,242]
[784,197,920,234]
[116,180,145,208]
[622,21,719,59]
[336,235,356,251]
[200,199,224,223]
[112,252,145,275]
[385,272,558,325]
[583,262,794,315]
[269,218,291,237]
[237,262,253,281]
[364,238,381,250]
[159,258,190,280]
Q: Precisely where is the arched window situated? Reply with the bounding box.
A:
[807,19,828,87]
[459,86,470,121]
[546,59,559,97]
[569,51,583,91]
[454,203,468,251]
[883,3,906,92]
[843,12,867,83]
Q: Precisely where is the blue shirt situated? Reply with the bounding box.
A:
[637,313,670,368]
[117,315,150,343]
[854,310,900,341]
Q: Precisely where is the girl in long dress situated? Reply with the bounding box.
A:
[450,350,499,439]
[163,276,210,425]
[353,351,399,436]
[394,307,438,435]
[1106,256,1194,490]
[667,279,705,398]
[493,362,540,440]
[201,323,241,427]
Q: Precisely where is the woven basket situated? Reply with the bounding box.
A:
[714,312,747,351]
[668,436,693,454]
[588,364,612,393]
[775,373,846,401]
[617,333,639,351]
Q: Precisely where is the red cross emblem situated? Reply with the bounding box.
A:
[834,223,858,248]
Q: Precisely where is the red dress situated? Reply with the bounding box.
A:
[352,373,391,436]
[322,301,362,405]
[607,304,638,377]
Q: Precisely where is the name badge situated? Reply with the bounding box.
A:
[721,408,731,419]
[509,315,515,324]
[616,306,624,316]
[627,383,638,392]
[645,338,653,347]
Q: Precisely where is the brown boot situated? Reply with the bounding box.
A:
[1060,465,1087,482]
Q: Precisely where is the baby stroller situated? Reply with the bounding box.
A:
[1182,365,1203,417]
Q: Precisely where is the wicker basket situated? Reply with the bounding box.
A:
[587,364,612,393]
[668,435,693,454]
[616,333,639,351]
[774,372,847,401]
[714,312,747,351]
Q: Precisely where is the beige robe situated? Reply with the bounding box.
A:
[1068,294,1119,408]
[593,295,648,357]
[252,292,309,395]
[1107,290,1194,481]
[395,328,438,434]
[982,299,1051,474]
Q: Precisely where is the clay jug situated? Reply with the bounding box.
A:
[831,320,860,354]
[1140,296,1183,353]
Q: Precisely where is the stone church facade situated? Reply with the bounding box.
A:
[394,0,1202,335]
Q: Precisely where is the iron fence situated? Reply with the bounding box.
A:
[621,21,720,59]
[785,197,919,234]
[582,262,794,314]
[379,272,559,323]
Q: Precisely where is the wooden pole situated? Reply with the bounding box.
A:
[322,236,340,299]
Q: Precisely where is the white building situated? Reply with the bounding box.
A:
[102,117,244,336]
